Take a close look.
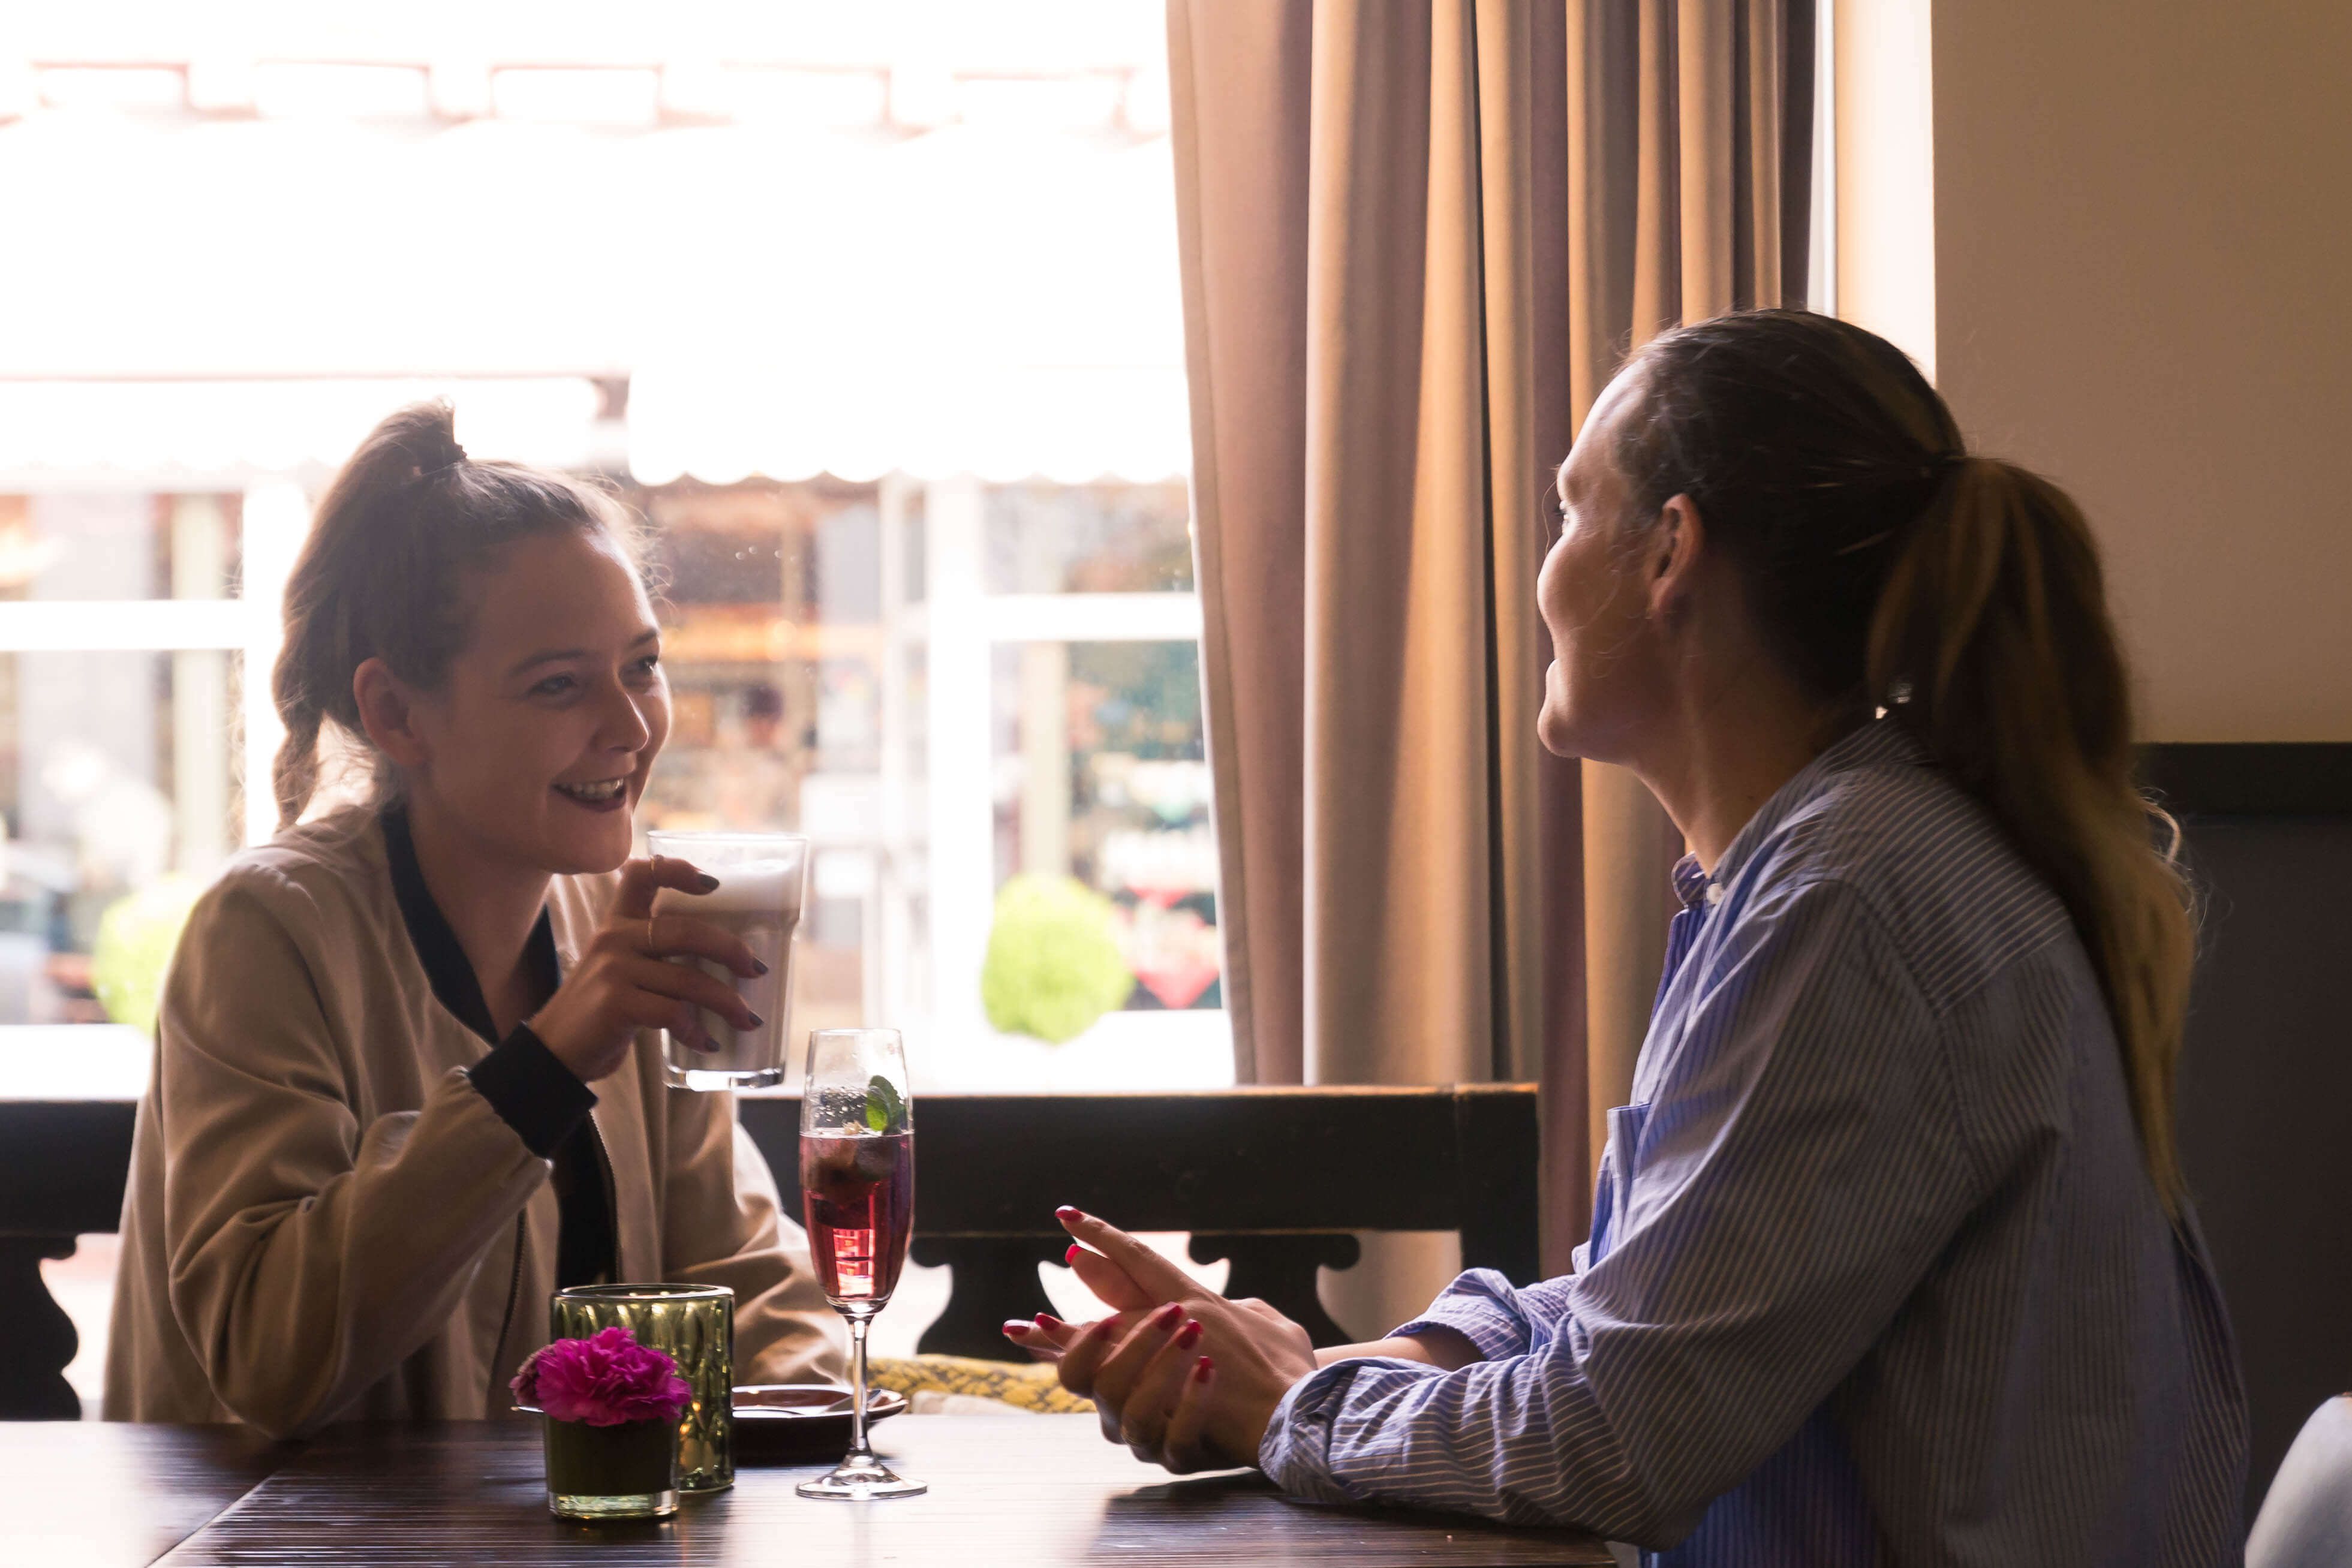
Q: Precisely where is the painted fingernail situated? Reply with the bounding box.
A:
[753,959,770,976]
[1035,1313,1063,1331]
[1066,1243,1083,1265]
[1174,1319,1203,1349]
[745,1012,764,1028]
[1193,1356,1214,1383]
[1154,1302,1185,1329]
[1055,1205,1083,1221]
[1003,1320,1031,1336]
[694,874,721,893]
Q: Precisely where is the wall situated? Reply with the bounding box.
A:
[1928,0,2352,742]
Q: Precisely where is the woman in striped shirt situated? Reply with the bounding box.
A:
[1012,310,2248,1565]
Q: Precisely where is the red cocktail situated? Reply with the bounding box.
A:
[793,1029,925,1500]
[800,1131,914,1310]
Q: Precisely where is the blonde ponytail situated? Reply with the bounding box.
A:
[1869,459,2194,1211]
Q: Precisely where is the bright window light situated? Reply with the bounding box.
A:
[956,75,1122,131]
[37,68,185,112]
[490,68,660,125]
[252,64,431,120]
[725,67,889,128]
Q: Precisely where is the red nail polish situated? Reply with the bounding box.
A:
[1066,1243,1082,1265]
[1154,1302,1184,1328]
[1193,1356,1214,1383]
[1056,1205,1081,1221]
[1004,1322,1030,1335]
[1174,1320,1202,1349]
[1035,1313,1063,1330]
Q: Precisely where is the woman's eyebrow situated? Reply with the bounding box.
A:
[506,629,660,679]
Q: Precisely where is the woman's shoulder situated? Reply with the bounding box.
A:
[190,806,394,939]
[1757,756,2077,1013]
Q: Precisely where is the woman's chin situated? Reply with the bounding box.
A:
[545,808,636,875]
[1536,702,1583,760]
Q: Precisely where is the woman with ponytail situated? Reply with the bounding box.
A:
[1020,312,2247,1563]
[106,403,843,1435]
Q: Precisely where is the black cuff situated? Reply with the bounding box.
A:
[466,1024,597,1158]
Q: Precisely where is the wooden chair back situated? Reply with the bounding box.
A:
[0,1084,1539,1416]
[738,1085,1541,1357]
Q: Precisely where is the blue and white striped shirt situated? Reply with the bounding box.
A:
[1259,720,2248,1565]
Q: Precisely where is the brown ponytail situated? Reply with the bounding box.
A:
[1617,309,2195,1213]
[271,401,639,829]
[1869,459,2194,1209]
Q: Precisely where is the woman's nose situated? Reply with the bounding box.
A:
[597,680,653,753]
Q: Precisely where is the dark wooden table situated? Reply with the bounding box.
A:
[0,1422,282,1566]
[0,1417,1613,1566]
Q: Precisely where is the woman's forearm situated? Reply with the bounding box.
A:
[1314,1326,1481,1371]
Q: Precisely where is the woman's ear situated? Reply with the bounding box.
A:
[352,658,431,772]
[1646,493,1709,624]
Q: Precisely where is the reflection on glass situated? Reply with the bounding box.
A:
[991,637,1222,1040]
[985,480,1194,594]
[0,491,244,1031]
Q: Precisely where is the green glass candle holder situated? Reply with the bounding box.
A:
[542,1416,678,1519]
[551,1284,735,1493]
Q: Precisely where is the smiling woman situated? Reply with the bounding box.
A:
[103,401,846,1435]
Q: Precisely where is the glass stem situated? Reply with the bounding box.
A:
[846,1314,873,1461]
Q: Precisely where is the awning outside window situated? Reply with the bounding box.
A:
[0,112,1186,484]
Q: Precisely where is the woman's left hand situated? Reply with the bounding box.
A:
[1021,1210,1318,1474]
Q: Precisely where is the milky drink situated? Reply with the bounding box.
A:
[650,856,802,1086]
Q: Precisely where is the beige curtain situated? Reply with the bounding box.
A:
[1169,0,1811,1282]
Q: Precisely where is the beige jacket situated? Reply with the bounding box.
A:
[104,808,845,1437]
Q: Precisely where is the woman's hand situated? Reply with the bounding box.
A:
[1008,1210,1318,1474]
[528,856,765,1084]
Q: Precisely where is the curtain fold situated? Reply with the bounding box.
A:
[1169,0,1810,1280]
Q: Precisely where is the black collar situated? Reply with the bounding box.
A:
[380,805,560,1046]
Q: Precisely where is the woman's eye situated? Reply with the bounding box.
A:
[530,674,578,698]
[627,655,662,682]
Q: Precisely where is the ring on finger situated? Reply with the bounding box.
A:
[644,914,658,953]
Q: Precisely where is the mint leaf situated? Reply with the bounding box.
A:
[864,1075,907,1133]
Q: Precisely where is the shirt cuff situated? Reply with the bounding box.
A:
[465,1024,596,1158]
[1389,1268,1533,1361]
[1258,1356,1442,1504]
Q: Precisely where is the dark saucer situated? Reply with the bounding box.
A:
[731,1384,909,1465]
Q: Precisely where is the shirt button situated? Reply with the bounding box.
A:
[1704,883,1725,907]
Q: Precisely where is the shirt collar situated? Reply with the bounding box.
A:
[1671,853,1715,913]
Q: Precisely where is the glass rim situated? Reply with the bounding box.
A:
[805,1027,905,1043]
[553,1283,736,1303]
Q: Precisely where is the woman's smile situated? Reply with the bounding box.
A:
[554,777,631,811]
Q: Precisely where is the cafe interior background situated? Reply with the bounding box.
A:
[5,0,2348,1509]
[4,0,1217,1388]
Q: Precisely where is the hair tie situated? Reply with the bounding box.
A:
[409,441,467,485]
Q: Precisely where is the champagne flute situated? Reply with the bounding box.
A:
[795,1028,925,1500]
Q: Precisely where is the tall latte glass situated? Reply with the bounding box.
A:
[646,830,808,1091]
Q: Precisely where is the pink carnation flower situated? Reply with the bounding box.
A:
[510,1326,693,1428]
